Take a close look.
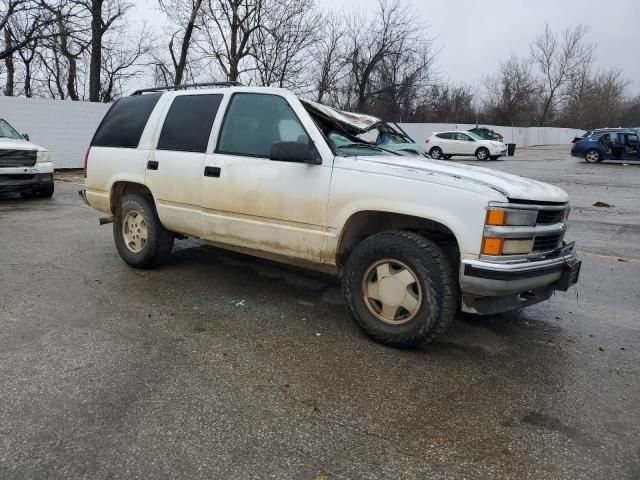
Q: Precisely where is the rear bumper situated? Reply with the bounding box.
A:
[460,243,581,314]
[0,172,53,193]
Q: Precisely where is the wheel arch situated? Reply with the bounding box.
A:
[110,181,154,213]
[336,210,461,271]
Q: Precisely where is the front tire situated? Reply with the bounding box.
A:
[20,182,54,199]
[342,231,459,348]
[585,149,602,163]
[113,194,174,269]
[475,148,490,161]
[429,147,443,159]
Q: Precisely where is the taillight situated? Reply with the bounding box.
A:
[83,147,91,178]
[425,138,430,144]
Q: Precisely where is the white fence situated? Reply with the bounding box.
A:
[0,96,585,168]
[0,96,110,169]
[396,123,585,148]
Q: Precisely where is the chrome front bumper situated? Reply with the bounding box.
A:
[460,243,581,314]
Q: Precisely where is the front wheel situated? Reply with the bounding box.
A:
[342,231,459,349]
[476,148,490,161]
[585,149,602,163]
[113,193,174,269]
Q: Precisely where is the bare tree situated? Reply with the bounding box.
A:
[343,0,429,112]
[311,11,347,103]
[198,0,264,82]
[483,55,539,126]
[157,0,205,85]
[0,0,56,61]
[530,23,594,126]
[251,0,319,90]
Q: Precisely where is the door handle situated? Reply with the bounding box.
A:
[147,160,159,170]
[204,166,221,178]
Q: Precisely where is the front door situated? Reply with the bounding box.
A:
[145,93,223,236]
[454,132,476,155]
[201,92,332,262]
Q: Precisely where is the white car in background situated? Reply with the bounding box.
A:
[426,130,508,161]
[0,118,54,198]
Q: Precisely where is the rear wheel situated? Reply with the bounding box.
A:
[585,149,602,163]
[429,147,443,159]
[475,148,490,161]
[342,231,459,348]
[113,193,174,269]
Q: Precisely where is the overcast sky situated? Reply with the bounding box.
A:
[136,0,640,93]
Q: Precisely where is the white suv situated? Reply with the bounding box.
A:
[427,130,508,161]
[80,84,580,348]
[0,118,54,198]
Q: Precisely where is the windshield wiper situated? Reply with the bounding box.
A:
[339,143,400,155]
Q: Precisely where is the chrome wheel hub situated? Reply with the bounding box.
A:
[362,259,422,325]
[122,210,148,253]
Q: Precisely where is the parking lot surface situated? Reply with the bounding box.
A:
[1,147,639,479]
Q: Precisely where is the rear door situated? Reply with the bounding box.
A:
[623,132,640,160]
[436,133,453,153]
[145,93,223,236]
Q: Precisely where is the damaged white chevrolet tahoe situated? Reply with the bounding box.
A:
[80,84,581,348]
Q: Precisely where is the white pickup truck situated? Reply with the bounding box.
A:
[0,118,54,198]
[80,84,581,348]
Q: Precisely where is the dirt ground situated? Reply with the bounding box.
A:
[1,147,638,479]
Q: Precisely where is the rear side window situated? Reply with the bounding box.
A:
[436,133,452,140]
[217,93,310,158]
[157,94,223,153]
[92,94,161,148]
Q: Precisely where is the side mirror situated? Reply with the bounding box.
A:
[22,133,30,141]
[269,141,320,165]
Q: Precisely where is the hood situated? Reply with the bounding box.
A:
[347,155,569,203]
[301,99,382,136]
[0,137,45,151]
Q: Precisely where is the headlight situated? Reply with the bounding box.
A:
[36,150,49,163]
[485,208,537,227]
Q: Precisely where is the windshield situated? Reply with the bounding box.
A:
[329,131,400,157]
[0,119,24,140]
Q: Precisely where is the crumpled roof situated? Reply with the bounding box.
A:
[300,99,382,135]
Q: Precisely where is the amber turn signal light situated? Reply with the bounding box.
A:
[481,237,504,255]
[485,210,506,226]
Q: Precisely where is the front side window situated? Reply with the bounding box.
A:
[92,94,161,148]
[217,93,310,158]
[158,94,223,153]
[0,119,23,140]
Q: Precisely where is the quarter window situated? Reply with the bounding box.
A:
[217,93,310,158]
[92,94,161,148]
[158,94,223,153]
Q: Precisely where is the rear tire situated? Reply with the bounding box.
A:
[476,148,490,161]
[342,231,459,349]
[113,193,174,269]
[585,149,602,163]
[429,147,443,159]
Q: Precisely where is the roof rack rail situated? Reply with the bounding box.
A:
[131,81,244,96]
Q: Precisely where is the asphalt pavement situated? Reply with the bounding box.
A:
[0,147,638,479]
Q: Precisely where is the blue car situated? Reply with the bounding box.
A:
[571,128,640,163]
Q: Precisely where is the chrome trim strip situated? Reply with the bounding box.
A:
[484,223,567,238]
[464,243,577,274]
[488,201,568,211]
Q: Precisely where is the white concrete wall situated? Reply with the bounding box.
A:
[1,96,586,168]
[0,96,110,169]
[397,123,585,148]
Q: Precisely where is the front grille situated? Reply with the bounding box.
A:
[0,149,37,167]
[536,209,566,225]
[533,234,562,252]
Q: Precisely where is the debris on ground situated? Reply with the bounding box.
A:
[593,201,613,208]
